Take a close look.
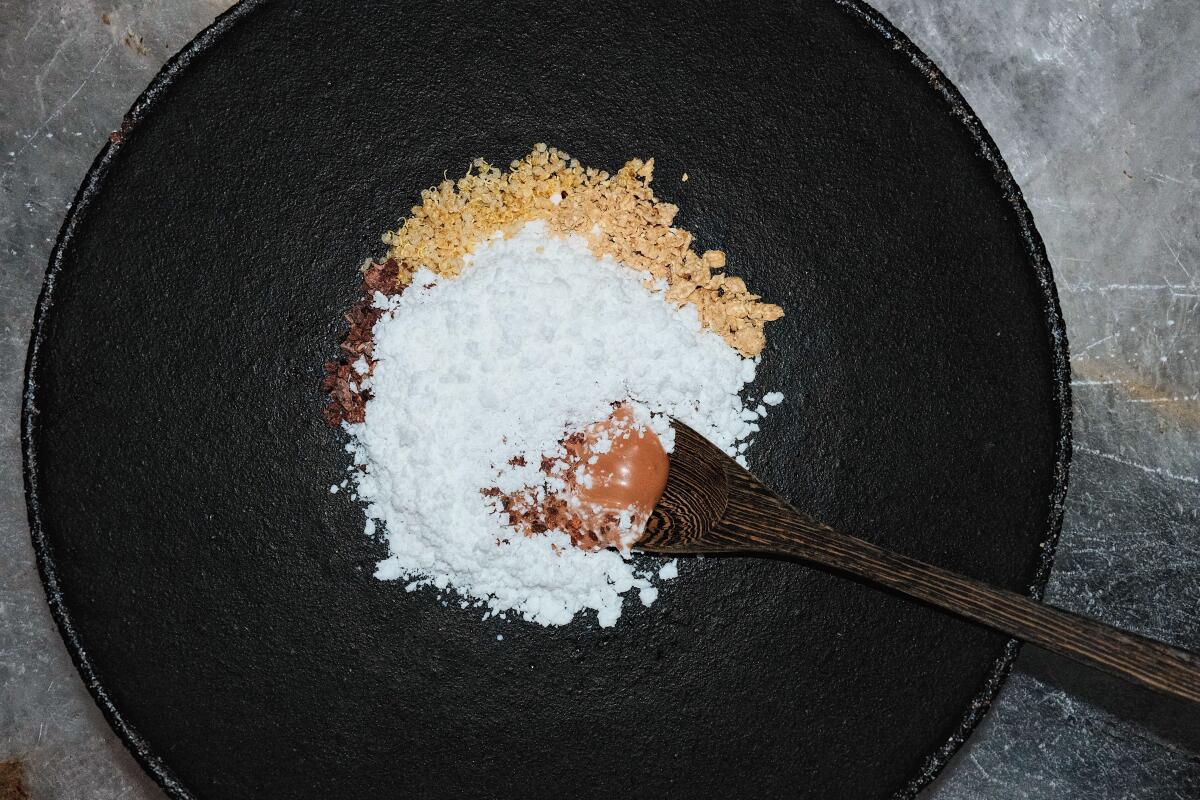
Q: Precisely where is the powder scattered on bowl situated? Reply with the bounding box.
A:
[325,148,785,627]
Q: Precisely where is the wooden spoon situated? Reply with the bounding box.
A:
[636,422,1200,705]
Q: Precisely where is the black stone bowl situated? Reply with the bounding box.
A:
[23,1,1071,797]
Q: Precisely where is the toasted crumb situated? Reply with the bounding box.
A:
[380,146,783,356]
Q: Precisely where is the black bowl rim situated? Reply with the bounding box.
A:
[20,1,1073,797]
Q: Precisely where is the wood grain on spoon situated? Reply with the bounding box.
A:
[636,422,1200,705]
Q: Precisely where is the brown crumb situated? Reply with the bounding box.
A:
[0,759,29,800]
[484,426,643,551]
[321,259,406,426]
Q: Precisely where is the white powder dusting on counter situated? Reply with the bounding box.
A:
[344,221,778,627]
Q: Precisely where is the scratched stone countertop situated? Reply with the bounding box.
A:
[1,1,1197,797]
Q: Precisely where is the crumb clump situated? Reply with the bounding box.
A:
[321,258,402,426]
[380,144,783,356]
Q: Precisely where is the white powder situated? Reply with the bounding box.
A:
[345,221,778,627]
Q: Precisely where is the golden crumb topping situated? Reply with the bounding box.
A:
[380,144,783,356]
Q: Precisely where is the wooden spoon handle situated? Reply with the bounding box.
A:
[717,499,1200,705]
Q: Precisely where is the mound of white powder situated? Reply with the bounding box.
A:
[344,220,777,627]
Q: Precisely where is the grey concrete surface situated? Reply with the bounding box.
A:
[1,1,1197,797]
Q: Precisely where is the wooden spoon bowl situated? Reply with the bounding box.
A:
[638,422,1200,705]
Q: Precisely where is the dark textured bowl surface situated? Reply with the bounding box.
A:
[23,1,1070,797]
